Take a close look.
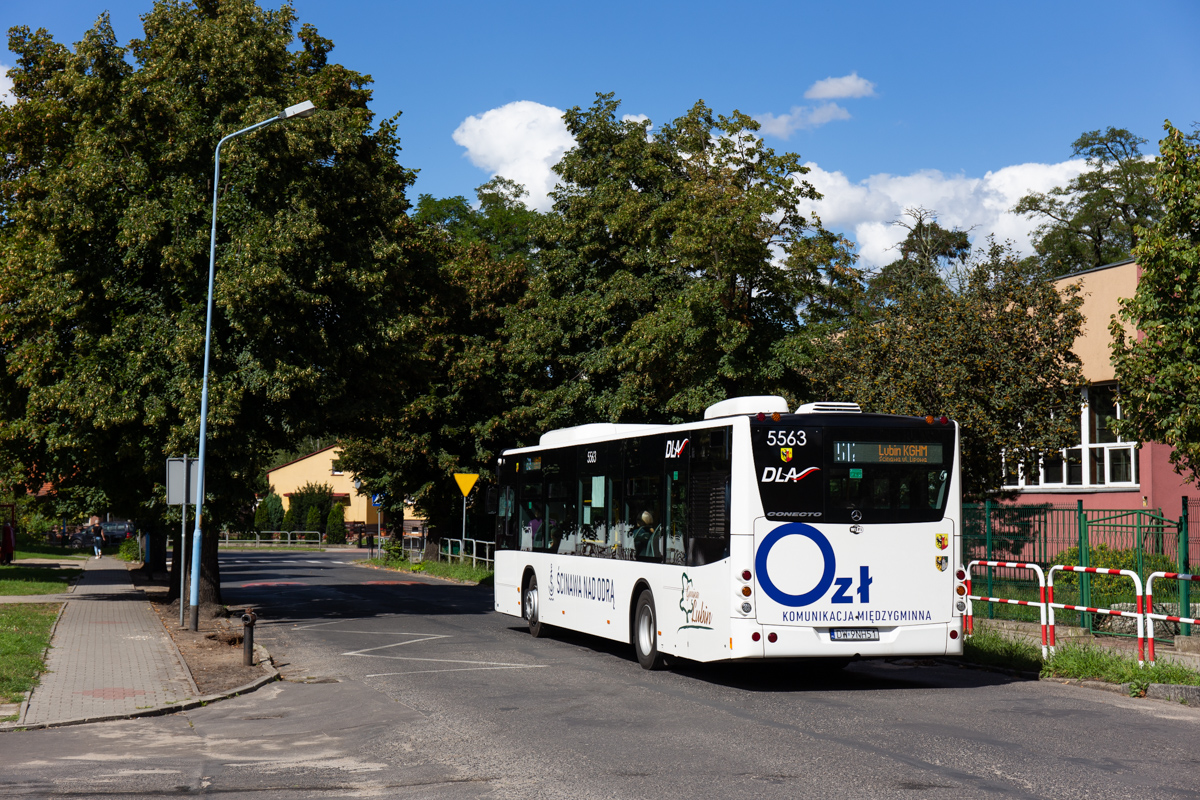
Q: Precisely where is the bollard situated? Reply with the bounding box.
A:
[241,609,257,667]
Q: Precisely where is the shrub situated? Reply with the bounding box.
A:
[326,504,346,544]
[288,483,334,535]
[1051,544,1175,595]
[382,534,406,562]
[305,505,322,532]
[281,507,295,534]
[259,493,284,531]
[118,537,141,562]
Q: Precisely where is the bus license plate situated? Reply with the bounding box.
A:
[830,628,879,642]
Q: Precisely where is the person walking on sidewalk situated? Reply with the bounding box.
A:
[91,521,104,559]
[0,521,14,565]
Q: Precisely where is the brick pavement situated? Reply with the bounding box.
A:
[18,556,198,725]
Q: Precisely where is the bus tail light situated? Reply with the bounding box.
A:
[741,602,752,614]
[752,632,761,642]
[767,632,778,643]
[741,569,752,582]
[955,585,966,596]
[741,586,752,597]
[955,569,966,581]
[949,629,959,640]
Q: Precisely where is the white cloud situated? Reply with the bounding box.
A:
[0,64,13,106]
[756,102,851,139]
[451,101,576,211]
[805,71,877,100]
[799,159,1088,268]
[622,113,650,125]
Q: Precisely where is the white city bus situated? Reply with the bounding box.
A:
[492,395,966,669]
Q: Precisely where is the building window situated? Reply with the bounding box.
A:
[1004,383,1138,490]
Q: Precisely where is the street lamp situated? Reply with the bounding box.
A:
[188,100,318,631]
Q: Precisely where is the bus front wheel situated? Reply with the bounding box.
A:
[524,574,548,638]
[634,590,666,670]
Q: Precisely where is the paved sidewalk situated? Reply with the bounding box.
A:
[14,557,198,726]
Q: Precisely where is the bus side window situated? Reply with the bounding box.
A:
[543,448,577,555]
[495,485,518,550]
[687,427,731,566]
[665,444,688,566]
[624,436,665,563]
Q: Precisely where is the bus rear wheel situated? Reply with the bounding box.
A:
[634,590,666,670]
[524,574,548,638]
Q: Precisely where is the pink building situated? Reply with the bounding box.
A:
[1002,259,1195,514]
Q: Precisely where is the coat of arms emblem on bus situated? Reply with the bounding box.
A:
[935,533,948,551]
[935,556,948,572]
[780,447,793,462]
[678,573,713,630]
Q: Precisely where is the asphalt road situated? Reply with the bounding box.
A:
[3,550,1200,799]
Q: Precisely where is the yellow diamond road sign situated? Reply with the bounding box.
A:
[453,473,479,497]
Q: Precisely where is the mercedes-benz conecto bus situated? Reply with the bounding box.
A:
[492,395,966,669]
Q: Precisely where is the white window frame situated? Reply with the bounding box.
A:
[1004,383,1139,491]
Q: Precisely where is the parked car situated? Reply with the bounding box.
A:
[101,521,137,541]
[47,522,136,548]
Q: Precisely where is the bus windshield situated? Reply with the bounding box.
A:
[751,420,955,524]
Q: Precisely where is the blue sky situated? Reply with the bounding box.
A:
[3,0,1198,266]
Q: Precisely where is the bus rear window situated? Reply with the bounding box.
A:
[752,421,954,524]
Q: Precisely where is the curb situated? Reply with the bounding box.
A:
[0,647,280,733]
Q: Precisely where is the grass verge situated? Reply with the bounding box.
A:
[0,603,61,703]
[1042,643,1200,690]
[964,622,1200,692]
[363,556,494,586]
[0,566,83,596]
[962,623,1043,673]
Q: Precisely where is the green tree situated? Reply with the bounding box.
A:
[503,93,858,434]
[325,502,346,544]
[287,482,333,534]
[413,176,541,261]
[253,500,269,532]
[1111,122,1200,481]
[1014,127,1159,274]
[337,226,528,541]
[866,208,971,309]
[257,492,284,531]
[0,2,434,608]
[281,506,295,534]
[304,505,322,533]
[812,229,1086,500]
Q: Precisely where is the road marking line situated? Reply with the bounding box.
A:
[366,665,547,677]
[341,635,449,655]
[351,654,539,666]
[294,617,371,629]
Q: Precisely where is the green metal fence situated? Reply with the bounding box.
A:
[963,499,1193,640]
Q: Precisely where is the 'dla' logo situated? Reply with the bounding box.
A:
[760,466,820,483]
[665,439,689,459]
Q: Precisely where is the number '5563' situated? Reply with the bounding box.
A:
[765,430,807,447]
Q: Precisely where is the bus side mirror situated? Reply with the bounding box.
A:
[485,486,499,515]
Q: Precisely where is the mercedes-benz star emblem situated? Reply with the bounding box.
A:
[850,510,862,522]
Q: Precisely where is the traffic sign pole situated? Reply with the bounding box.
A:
[453,474,480,547]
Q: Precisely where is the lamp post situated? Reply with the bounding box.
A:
[188,100,317,632]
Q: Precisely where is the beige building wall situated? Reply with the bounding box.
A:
[266,445,418,529]
[1054,260,1139,383]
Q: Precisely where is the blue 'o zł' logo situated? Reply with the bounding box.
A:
[755,522,836,607]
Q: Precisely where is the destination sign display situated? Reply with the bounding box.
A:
[833,441,944,465]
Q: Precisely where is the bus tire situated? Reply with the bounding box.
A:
[634,590,666,670]
[524,574,548,638]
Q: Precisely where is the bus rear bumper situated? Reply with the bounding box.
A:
[745,620,963,658]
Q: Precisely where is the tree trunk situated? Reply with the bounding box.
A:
[198,524,222,608]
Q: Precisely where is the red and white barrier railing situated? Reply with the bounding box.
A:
[1047,566,1146,666]
[1145,572,1198,666]
[965,560,1048,658]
